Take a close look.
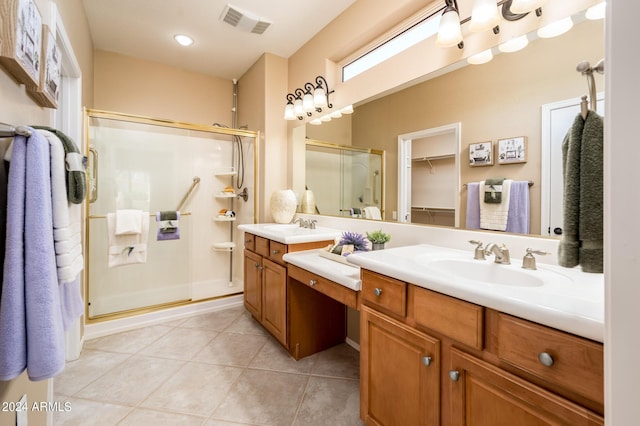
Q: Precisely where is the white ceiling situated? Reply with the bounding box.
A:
[82,0,356,80]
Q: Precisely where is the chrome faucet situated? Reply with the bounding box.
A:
[484,243,511,264]
[309,219,317,229]
[292,218,308,228]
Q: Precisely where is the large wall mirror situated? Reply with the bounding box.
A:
[296,8,604,237]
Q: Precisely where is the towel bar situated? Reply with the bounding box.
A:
[463,180,533,189]
[89,212,192,219]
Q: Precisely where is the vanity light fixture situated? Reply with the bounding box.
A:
[340,105,354,114]
[174,34,194,46]
[537,16,573,39]
[498,34,528,53]
[467,48,494,65]
[585,2,606,20]
[283,75,334,121]
[436,0,463,48]
[309,118,322,125]
[509,0,547,14]
[469,0,501,33]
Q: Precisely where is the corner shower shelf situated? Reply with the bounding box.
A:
[214,216,236,222]
[214,167,237,177]
[215,192,236,198]
[212,242,235,251]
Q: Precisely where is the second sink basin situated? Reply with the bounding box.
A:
[425,258,544,287]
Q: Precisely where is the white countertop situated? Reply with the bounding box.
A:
[283,249,362,291]
[346,244,605,342]
[238,223,342,244]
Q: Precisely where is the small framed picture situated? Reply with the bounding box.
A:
[469,141,493,167]
[0,0,43,87]
[27,25,60,108]
[498,136,527,164]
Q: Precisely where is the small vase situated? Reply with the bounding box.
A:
[372,243,385,251]
[300,190,316,214]
[270,189,297,223]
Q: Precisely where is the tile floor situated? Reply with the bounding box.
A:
[53,306,364,426]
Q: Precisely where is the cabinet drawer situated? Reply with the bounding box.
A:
[361,270,407,317]
[413,286,484,350]
[288,264,358,309]
[243,233,255,251]
[255,236,269,257]
[497,313,604,405]
[268,240,287,265]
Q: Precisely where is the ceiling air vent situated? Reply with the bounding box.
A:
[220,4,272,35]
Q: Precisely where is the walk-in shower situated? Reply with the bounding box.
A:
[84,110,258,321]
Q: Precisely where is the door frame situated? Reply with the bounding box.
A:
[398,122,461,225]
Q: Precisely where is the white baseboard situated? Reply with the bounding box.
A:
[345,336,360,352]
[84,295,244,340]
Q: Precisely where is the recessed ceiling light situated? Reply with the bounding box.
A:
[174,34,194,46]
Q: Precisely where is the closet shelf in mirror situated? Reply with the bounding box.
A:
[411,207,455,213]
[412,154,454,162]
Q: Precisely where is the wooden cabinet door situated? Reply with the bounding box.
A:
[448,348,603,426]
[261,258,287,345]
[361,305,440,426]
[243,249,262,319]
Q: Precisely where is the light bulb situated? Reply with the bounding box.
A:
[498,35,529,53]
[586,2,606,20]
[436,7,463,47]
[510,0,547,14]
[537,17,573,39]
[467,49,493,65]
[469,0,500,33]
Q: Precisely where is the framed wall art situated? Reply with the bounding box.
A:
[469,141,493,167]
[498,136,527,164]
[0,0,43,87]
[28,25,60,108]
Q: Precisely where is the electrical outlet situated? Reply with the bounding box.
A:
[17,394,27,426]
[392,211,397,220]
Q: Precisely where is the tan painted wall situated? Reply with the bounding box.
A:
[1,0,94,423]
[352,18,604,235]
[93,50,233,125]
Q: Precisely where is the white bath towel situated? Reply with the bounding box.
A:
[480,179,512,231]
[107,212,150,267]
[40,130,85,283]
[115,209,144,235]
[363,206,382,220]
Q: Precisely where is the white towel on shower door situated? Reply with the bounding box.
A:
[107,212,150,267]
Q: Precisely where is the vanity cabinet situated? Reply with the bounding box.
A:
[360,305,440,426]
[242,233,333,348]
[359,270,604,426]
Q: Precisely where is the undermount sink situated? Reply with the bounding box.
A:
[425,258,544,287]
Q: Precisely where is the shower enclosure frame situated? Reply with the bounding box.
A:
[83,108,260,323]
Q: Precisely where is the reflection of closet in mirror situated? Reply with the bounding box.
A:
[305,140,384,218]
[398,123,460,226]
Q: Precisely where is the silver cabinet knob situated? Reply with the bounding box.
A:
[309,279,317,287]
[449,370,460,382]
[254,263,260,268]
[422,356,432,367]
[374,288,383,297]
[245,239,252,243]
[538,352,554,367]
[272,249,279,255]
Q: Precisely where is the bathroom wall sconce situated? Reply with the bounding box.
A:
[284,75,334,120]
[436,0,544,50]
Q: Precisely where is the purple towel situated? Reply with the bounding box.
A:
[155,211,180,241]
[0,134,28,380]
[465,182,481,229]
[506,181,530,234]
[0,129,65,381]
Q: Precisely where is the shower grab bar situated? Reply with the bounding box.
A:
[88,212,193,219]
[177,176,200,211]
[89,148,99,203]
